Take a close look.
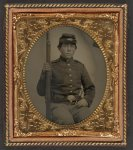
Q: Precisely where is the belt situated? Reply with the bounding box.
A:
[52,94,81,104]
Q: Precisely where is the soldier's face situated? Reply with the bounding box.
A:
[59,43,76,59]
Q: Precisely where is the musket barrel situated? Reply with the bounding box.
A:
[46,32,51,63]
[45,32,51,119]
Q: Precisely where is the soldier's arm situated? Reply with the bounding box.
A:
[37,63,52,96]
[37,71,46,96]
[81,65,95,107]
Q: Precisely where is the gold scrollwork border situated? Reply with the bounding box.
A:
[5,3,127,146]
[15,13,115,134]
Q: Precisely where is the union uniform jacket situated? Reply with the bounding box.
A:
[37,56,95,107]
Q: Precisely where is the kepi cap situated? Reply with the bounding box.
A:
[58,33,77,48]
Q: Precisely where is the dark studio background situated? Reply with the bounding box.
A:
[0,0,132,150]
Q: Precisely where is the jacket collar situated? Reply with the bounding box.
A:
[59,56,73,62]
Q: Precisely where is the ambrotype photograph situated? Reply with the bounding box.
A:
[26,26,106,125]
[6,3,127,146]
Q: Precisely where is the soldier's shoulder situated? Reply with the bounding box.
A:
[51,58,60,63]
[74,59,83,65]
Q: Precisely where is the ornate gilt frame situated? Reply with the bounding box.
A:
[5,3,127,146]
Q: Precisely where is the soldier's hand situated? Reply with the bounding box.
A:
[76,99,88,107]
[42,63,51,72]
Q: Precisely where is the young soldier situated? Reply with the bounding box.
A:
[37,33,95,124]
